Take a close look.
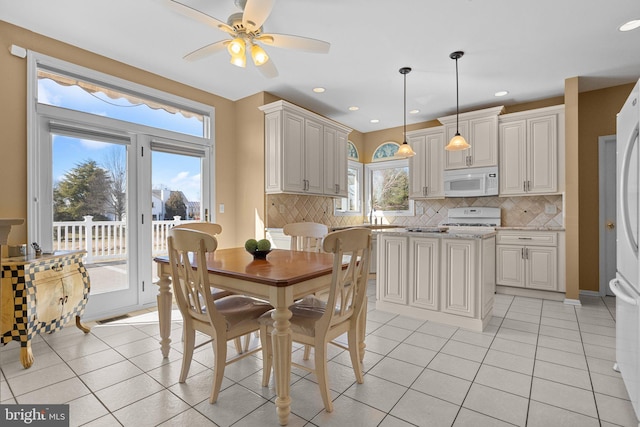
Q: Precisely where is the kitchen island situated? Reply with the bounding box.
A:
[376,229,495,331]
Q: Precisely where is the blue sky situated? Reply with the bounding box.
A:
[41,78,203,201]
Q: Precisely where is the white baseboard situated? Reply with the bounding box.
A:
[495,285,565,301]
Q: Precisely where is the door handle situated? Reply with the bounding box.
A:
[606,221,615,230]
[609,279,638,305]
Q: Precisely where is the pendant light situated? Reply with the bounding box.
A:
[445,51,470,151]
[395,66,416,158]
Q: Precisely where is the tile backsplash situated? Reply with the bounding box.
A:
[266,194,563,229]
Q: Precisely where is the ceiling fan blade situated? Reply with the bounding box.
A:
[242,0,274,31]
[257,59,279,79]
[183,40,228,61]
[257,33,330,53]
[166,0,235,35]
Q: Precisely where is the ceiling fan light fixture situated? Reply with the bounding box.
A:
[250,43,269,66]
[227,37,246,56]
[446,51,470,152]
[230,51,246,68]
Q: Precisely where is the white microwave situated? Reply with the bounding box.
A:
[443,166,499,197]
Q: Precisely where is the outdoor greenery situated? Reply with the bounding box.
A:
[371,166,410,211]
[54,146,128,222]
[54,160,113,221]
[164,192,187,220]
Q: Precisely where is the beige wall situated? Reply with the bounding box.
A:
[0,21,241,248]
[233,92,279,243]
[577,83,635,292]
[565,77,580,299]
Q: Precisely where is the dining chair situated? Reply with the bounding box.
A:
[283,222,328,252]
[259,228,372,412]
[283,222,330,358]
[167,228,272,403]
[172,222,248,354]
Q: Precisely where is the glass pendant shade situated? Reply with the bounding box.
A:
[227,37,245,56]
[396,141,416,158]
[445,132,470,151]
[394,66,415,159]
[251,44,269,66]
[447,51,470,152]
[230,51,246,68]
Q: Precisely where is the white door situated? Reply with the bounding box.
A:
[149,139,212,285]
[599,135,617,295]
[42,124,140,320]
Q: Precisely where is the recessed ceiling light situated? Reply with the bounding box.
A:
[312,87,325,93]
[619,19,640,32]
[409,109,420,114]
[494,90,509,97]
[370,119,380,124]
[348,106,359,111]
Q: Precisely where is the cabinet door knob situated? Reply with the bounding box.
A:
[606,221,615,230]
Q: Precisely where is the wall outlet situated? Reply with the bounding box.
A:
[219,203,224,213]
[416,206,424,215]
[279,205,285,214]
[545,204,557,214]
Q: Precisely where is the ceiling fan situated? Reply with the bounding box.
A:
[167,0,330,78]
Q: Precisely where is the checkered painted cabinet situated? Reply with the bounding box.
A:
[1,251,90,368]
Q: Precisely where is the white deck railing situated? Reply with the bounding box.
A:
[53,216,194,263]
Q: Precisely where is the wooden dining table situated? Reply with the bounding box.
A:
[154,247,347,426]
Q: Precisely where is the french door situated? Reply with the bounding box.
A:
[31,115,212,321]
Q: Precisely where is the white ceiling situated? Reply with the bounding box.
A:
[2,0,640,133]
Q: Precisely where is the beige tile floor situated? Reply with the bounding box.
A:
[1,282,639,427]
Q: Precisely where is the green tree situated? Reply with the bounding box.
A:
[372,167,409,211]
[54,160,112,221]
[164,191,187,220]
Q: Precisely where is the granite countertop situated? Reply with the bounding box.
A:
[382,229,497,240]
[496,226,565,231]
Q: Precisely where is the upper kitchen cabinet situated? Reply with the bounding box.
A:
[438,106,504,170]
[498,105,565,196]
[407,126,445,199]
[323,126,349,197]
[260,100,351,196]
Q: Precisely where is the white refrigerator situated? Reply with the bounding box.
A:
[610,78,640,422]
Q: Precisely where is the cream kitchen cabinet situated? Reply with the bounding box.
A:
[323,126,348,197]
[377,234,408,304]
[260,100,352,196]
[498,105,564,196]
[407,127,445,199]
[496,230,565,292]
[408,237,439,310]
[438,106,504,170]
[377,232,495,331]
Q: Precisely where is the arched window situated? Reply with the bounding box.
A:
[347,141,359,160]
[372,141,400,161]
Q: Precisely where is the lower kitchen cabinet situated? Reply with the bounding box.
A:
[408,237,439,310]
[496,230,565,293]
[377,235,407,304]
[441,239,476,317]
[377,233,495,331]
